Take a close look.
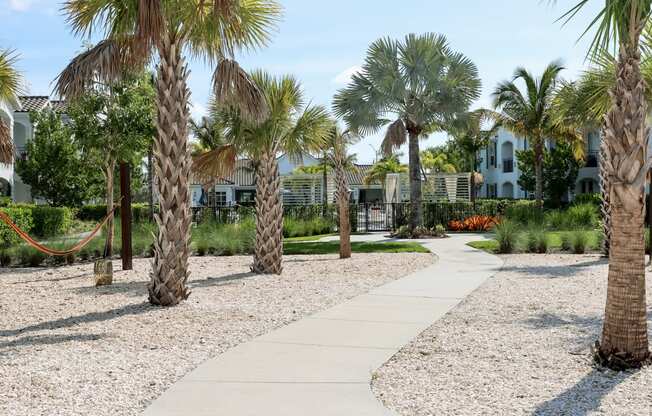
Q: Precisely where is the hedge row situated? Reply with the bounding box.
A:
[77,203,153,222]
[0,205,74,246]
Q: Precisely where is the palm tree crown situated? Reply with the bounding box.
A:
[491,61,582,206]
[0,49,23,164]
[333,33,480,229]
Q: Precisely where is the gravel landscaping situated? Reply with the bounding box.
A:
[373,254,652,416]
[0,253,433,416]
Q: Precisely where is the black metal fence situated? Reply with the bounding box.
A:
[193,201,506,232]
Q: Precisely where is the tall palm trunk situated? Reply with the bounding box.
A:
[534,140,544,208]
[599,127,612,256]
[147,146,155,223]
[253,149,283,274]
[407,128,422,229]
[334,159,351,259]
[598,45,650,366]
[148,32,192,306]
[104,158,116,258]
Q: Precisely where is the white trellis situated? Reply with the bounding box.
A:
[395,173,471,203]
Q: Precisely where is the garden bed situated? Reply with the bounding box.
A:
[0,252,434,416]
[372,254,652,415]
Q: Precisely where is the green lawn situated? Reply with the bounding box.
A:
[283,241,430,255]
[467,240,500,253]
[284,233,338,242]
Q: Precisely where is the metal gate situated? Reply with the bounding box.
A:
[354,203,408,232]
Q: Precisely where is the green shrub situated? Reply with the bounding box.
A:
[283,217,335,238]
[0,207,34,247]
[0,196,11,207]
[77,203,153,222]
[505,200,543,226]
[570,230,590,254]
[30,206,74,237]
[495,220,519,254]
[0,249,11,266]
[191,218,255,256]
[545,210,567,230]
[393,225,412,239]
[565,203,599,229]
[434,224,446,237]
[525,228,548,253]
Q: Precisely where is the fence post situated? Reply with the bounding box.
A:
[364,204,370,232]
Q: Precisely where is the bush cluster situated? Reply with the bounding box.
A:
[283,217,335,238]
[77,203,152,222]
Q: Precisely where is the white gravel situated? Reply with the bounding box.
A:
[0,253,433,416]
[373,254,652,416]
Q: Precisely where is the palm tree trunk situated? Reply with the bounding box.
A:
[253,149,283,274]
[599,127,611,256]
[147,146,155,222]
[335,159,351,259]
[534,140,544,208]
[104,159,115,258]
[408,129,422,229]
[148,32,192,306]
[597,45,650,367]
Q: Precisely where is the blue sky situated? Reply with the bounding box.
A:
[1,0,602,163]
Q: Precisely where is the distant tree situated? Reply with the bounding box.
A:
[364,156,407,194]
[516,141,582,208]
[16,110,93,207]
[67,73,156,256]
[420,146,461,173]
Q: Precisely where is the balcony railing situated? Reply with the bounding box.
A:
[503,159,514,173]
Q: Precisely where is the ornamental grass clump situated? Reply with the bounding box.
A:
[570,230,590,254]
[525,228,548,253]
[495,220,519,254]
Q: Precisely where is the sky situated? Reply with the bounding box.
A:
[0,0,603,164]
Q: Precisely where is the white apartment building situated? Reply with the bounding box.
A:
[478,128,601,200]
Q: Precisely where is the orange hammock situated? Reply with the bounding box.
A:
[0,202,121,257]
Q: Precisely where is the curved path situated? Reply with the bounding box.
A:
[143,233,503,416]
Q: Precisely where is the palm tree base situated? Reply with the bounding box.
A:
[593,341,651,370]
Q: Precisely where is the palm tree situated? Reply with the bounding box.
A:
[217,71,331,274]
[447,110,500,203]
[323,126,358,259]
[364,156,407,192]
[0,48,23,164]
[559,0,651,367]
[333,33,481,230]
[491,61,582,208]
[55,1,281,307]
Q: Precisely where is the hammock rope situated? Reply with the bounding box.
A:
[0,201,122,257]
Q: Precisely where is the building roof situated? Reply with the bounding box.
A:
[16,96,67,113]
[191,159,256,187]
[16,96,50,112]
[347,164,380,186]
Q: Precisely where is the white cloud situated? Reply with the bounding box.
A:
[332,65,362,85]
[8,0,34,11]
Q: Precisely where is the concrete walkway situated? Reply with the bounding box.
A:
[143,233,503,416]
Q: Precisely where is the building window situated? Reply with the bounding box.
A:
[207,191,227,207]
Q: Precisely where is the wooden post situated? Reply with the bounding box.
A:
[120,162,133,271]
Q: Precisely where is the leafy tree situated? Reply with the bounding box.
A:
[56,1,281,306]
[490,61,582,208]
[0,48,23,164]
[218,71,331,274]
[364,156,407,193]
[16,110,94,207]
[515,141,582,208]
[420,146,460,173]
[67,73,156,257]
[334,33,481,230]
[558,0,652,366]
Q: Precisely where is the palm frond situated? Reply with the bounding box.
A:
[191,144,237,189]
[213,58,268,122]
[0,49,24,105]
[54,38,147,98]
[381,119,407,156]
[0,118,14,164]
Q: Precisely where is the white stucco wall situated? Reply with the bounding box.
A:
[12,112,33,203]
